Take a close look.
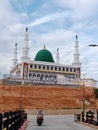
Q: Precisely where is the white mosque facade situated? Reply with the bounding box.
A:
[8,28,97,87]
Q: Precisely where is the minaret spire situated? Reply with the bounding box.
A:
[21,27,30,62]
[12,43,18,66]
[43,44,46,49]
[76,34,78,40]
[72,35,81,67]
[56,48,59,64]
[26,27,28,32]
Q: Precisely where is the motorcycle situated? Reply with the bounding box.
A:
[37,115,44,126]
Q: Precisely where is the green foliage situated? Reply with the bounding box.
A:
[93,88,98,98]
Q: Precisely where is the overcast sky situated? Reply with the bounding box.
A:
[0,0,98,81]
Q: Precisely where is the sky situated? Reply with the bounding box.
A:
[0,0,98,82]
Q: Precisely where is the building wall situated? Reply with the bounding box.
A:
[9,61,81,86]
[81,78,97,88]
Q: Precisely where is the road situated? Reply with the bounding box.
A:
[26,115,95,130]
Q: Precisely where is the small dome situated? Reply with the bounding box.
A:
[34,46,54,62]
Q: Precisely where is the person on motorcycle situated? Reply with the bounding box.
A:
[36,109,44,126]
[37,109,44,119]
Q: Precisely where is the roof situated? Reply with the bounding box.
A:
[34,46,54,63]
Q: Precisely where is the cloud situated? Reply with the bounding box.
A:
[53,0,98,23]
[29,29,75,65]
[28,11,68,27]
[0,0,98,83]
[53,0,79,9]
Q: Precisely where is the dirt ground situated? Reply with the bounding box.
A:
[0,81,95,113]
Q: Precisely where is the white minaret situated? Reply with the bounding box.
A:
[72,35,81,67]
[12,43,18,66]
[21,27,30,62]
[56,48,59,64]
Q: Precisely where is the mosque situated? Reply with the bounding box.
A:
[8,28,97,87]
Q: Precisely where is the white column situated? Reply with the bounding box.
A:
[21,27,30,62]
[73,35,81,67]
[12,43,18,66]
[74,35,79,63]
[56,48,59,64]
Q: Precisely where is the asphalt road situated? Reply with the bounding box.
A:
[26,115,95,130]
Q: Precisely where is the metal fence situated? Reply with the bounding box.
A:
[0,109,27,130]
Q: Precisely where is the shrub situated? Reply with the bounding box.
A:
[93,88,98,99]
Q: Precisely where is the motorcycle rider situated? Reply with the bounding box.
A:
[36,109,44,126]
[37,109,44,119]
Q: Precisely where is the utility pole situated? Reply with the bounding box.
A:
[89,44,98,123]
[81,73,86,115]
[20,85,23,109]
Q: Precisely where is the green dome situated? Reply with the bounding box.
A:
[34,47,54,62]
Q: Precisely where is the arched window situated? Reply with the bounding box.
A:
[53,76,57,82]
[30,64,32,68]
[55,67,57,70]
[33,74,36,80]
[34,65,37,69]
[51,66,53,70]
[49,75,53,81]
[66,68,68,72]
[45,75,49,81]
[43,66,45,69]
[74,69,76,72]
[38,65,41,69]
[33,74,36,77]
[40,75,44,80]
[63,67,65,71]
[47,66,49,70]
[70,68,72,72]
[29,73,32,77]
[37,74,40,80]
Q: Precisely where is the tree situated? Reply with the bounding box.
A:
[93,88,98,99]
